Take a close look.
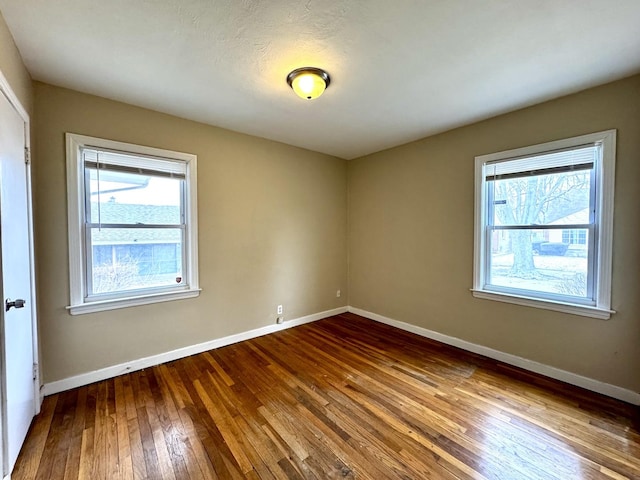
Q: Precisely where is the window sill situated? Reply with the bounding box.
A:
[67,288,201,315]
[470,289,614,320]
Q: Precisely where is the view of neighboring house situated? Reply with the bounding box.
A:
[550,208,589,255]
[90,202,183,293]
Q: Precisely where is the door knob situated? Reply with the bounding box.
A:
[5,298,26,312]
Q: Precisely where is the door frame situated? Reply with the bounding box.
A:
[0,68,40,477]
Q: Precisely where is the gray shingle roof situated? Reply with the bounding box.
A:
[90,203,181,244]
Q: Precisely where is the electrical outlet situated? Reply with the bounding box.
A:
[276,316,284,324]
[277,304,283,315]
[336,289,341,298]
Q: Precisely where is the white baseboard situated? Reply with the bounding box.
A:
[42,306,348,396]
[348,306,640,405]
[42,304,640,405]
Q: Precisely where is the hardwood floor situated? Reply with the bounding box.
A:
[13,313,640,479]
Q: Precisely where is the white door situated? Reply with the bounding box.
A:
[0,88,36,475]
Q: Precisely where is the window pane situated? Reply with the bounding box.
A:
[488,228,589,298]
[87,168,181,225]
[491,170,591,227]
[90,228,183,295]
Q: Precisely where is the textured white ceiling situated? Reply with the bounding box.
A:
[2,0,639,159]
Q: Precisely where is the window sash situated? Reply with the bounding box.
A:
[83,164,186,226]
[84,227,187,301]
[483,225,596,303]
[481,142,600,305]
[82,151,189,299]
[485,166,595,228]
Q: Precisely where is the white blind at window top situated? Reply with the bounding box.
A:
[484,144,598,180]
[82,147,187,177]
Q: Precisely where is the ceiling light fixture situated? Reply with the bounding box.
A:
[286,67,331,100]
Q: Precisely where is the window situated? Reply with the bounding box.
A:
[66,133,199,314]
[562,229,587,246]
[473,130,616,319]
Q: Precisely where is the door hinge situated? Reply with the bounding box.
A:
[33,363,38,381]
[24,147,30,165]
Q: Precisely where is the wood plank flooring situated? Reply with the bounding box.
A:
[13,313,640,479]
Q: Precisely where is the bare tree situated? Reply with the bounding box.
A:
[493,171,589,277]
[93,257,139,293]
[92,252,168,293]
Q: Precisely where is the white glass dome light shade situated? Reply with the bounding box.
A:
[286,67,331,100]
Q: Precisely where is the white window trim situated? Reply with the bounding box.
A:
[66,133,200,315]
[472,130,616,320]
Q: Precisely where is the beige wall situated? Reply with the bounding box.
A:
[19,22,640,394]
[348,75,640,392]
[0,11,31,114]
[34,82,347,383]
